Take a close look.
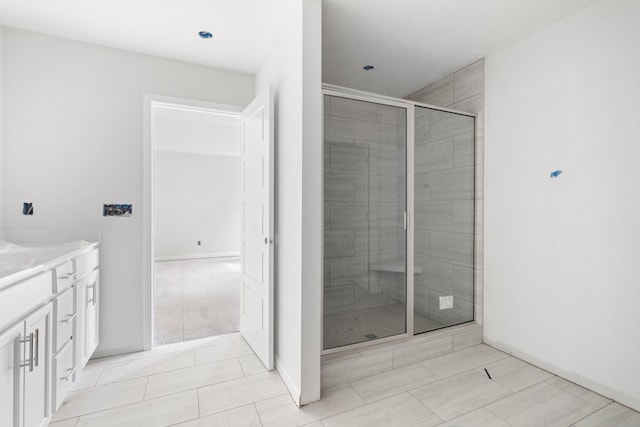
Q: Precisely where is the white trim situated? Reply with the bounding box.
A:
[275,356,302,408]
[142,93,245,351]
[155,252,240,262]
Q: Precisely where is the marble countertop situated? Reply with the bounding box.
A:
[0,240,98,290]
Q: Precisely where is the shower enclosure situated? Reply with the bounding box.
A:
[323,87,475,351]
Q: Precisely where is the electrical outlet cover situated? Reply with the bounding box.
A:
[439,295,454,310]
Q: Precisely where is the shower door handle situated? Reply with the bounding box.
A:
[403,212,408,230]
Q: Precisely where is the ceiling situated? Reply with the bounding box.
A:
[0,0,602,97]
[0,0,296,74]
[322,0,602,97]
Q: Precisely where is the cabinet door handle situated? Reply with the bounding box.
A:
[87,281,97,306]
[61,313,78,323]
[61,366,77,381]
[21,333,34,372]
[58,272,78,280]
[34,329,39,367]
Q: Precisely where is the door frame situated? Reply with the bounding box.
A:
[142,94,244,350]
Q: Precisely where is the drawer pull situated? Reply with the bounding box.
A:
[61,366,77,381]
[34,329,39,367]
[20,333,34,372]
[61,313,78,323]
[58,272,78,280]
[87,281,97,306]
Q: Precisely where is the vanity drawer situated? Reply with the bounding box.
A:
[76,249,98,279]
[54,286,76,353]
[53,340,76,411]
[0,272,52,331]
[53,261,77,293]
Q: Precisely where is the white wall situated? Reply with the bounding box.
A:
[255,0,322,406]
[1,27,254,356]
[154,151,241,259]
[0,26,3,238]
[485,0,640,411]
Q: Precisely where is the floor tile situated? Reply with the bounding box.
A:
[350,363,438,403]
[49,418,79,427]
[256,385,364,427]
[574,402,640,427]
[172,404,261,427]
[75,390,199,427]
[70,363,104,391]
[546,376,612,408]
[154,334,232,355]
[322,352,392,390]
[51,378,147,421]
[486,382,598,427]
[391,336,452,368]
[480,357,553,391]
[239,353,268,376]
[97,350,195,385]
[438,408,510,427]
[145,358,244,399]
[195,339,253,365]
[321,392,442,427]
[89,349,156,367]
[198,371,288,416]
[474,344,510,360]
[420,346,498,378]
[410,370,512,421]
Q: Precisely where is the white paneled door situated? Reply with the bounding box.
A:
[240,87,274,370]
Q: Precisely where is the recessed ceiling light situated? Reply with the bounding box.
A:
[199,31,213,39]
[363,65,375,71]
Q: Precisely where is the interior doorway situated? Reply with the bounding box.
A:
[150,100,244,345]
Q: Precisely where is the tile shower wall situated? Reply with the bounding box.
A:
[409,59,484,325]
[323,95,407,334]
[413,107,475,329]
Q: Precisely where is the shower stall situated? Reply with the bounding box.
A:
[323,86,476,351]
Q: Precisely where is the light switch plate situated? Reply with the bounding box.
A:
[439,295,454,310]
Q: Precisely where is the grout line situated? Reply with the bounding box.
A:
[253,402,265,426]
[142,376,150,400]
[53,388,194,423]
[570,402,612,426]
[196,387,201,419]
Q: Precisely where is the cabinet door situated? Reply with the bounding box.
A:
[84,272,99,360]
[0,322,22,427]
[23,303,52,427]
[74,281,86,369]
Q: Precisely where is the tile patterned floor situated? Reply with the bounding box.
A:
[154,257,241,345]
[49,332,640,426]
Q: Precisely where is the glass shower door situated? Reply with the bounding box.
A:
[323,94,407,350]
[413,106,475,334]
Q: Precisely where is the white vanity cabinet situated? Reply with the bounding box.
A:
[0,298,52,427]
[23,303,52,427]
[0,242,99,426]
[74,269,99,371]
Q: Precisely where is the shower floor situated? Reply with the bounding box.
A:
[323,303,444,349]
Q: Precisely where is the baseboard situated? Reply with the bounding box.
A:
[275,356,301,407]
[483,338,640,412]
[155,251,240,262]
